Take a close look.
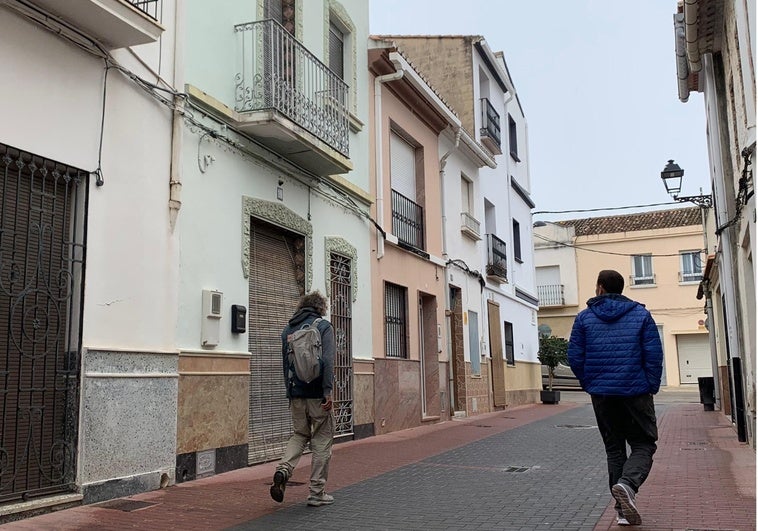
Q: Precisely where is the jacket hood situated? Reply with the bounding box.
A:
[586,293,641,323]
[288,306,322,328]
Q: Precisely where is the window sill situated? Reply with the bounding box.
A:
[630,284,657,289]
[510,151,521,163]
[679,280,701,285]
[514,257,523,264]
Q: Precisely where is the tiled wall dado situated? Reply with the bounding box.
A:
[465,361,493,416]
[374,358,422,435]
[176,353,249,454]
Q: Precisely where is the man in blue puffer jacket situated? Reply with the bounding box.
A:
[568,270,662,527]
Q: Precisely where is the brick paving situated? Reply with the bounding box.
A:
[2,391,754,531]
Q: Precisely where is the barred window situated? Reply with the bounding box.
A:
[384,282,408,359]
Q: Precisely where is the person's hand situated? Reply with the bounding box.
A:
[322,396,333,411]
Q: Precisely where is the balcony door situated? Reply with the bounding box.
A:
[264,0,296,107]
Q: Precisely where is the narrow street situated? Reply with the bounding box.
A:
[3,389,753,531]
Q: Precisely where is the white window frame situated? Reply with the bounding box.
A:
[679,250,703,283]
[631,254,655,286]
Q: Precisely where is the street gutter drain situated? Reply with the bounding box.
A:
[555,424,596,429]
[96,499,158,512]
[503,466,531,473]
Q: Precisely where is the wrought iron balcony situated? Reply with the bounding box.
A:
[234,19,351,175]
[486,233,507,282]
[392,190,425,251]
[28,0,164,48]
[129,0,159,20]
[479,98,502,155]
[537,284,565,307]
[460,212,481,241]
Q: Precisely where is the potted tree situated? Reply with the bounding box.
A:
[538,335,569,404]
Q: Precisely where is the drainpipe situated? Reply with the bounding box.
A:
[439,127,461,414]
[168,0,184,231]
[373,67,404,259]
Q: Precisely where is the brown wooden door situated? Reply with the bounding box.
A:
[487,300,506,407]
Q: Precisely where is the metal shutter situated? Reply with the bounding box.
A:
[390,132,416,200]
[328,22,344,79]
[247,221,303,464]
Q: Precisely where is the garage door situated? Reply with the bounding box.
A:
[677,334,711,384]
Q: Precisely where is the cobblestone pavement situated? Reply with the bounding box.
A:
[3,389,754,531]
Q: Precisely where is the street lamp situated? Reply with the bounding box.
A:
[660,159,713,208]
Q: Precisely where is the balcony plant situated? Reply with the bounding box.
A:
[538,335,569,404]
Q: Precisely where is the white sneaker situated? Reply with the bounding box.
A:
[307,492,334,507]
[617,516,631,526]
[612,483,641,525]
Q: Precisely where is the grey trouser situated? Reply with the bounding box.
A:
[276,398,335,496]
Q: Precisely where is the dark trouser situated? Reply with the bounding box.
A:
[591,393,658,512]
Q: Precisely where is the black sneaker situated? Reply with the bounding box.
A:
[612,483,641,525]
[270,470,287,503]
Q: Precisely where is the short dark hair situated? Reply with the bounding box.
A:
[297,290,328,316]
[597,270,624,294]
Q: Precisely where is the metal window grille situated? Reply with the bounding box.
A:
[537,284,565,306]
[329,253,353,437]
[504,321,515,365]
[486,233,508,281]
[391,189,424,250]
[0,143,87,502]
[480,98,501,147]
[384,282,408,359]
[460,212,481,238]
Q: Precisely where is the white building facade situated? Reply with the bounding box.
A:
[0,0,179,506]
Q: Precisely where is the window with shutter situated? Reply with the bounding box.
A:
[390,131,416,200]
[329,21,344,79]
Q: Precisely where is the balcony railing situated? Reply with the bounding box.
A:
[460,211,481,240]
[537,284,565,307]
[234,19,349,156]
[480,98,501,153]
[630,274,656,286]
[679,271,702,283]
[129,0,159,20]
[392,190,424,251]
[486,233,507,282]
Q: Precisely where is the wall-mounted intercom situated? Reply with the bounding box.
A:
[231,305,246,334]
[201,290,223,347]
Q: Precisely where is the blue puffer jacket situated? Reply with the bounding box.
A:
[568,294,663,396]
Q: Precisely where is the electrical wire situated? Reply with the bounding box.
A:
[533,201,682,215]
[534,233,705,258]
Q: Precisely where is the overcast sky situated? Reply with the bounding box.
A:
[369,1,710,222]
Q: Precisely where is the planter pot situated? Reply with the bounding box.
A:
[540,389,560,404]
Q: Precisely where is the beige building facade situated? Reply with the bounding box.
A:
[535,207,709,387]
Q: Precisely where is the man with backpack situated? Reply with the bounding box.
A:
[270,291,336,507]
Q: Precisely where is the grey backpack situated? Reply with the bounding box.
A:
[287,318,323,384]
